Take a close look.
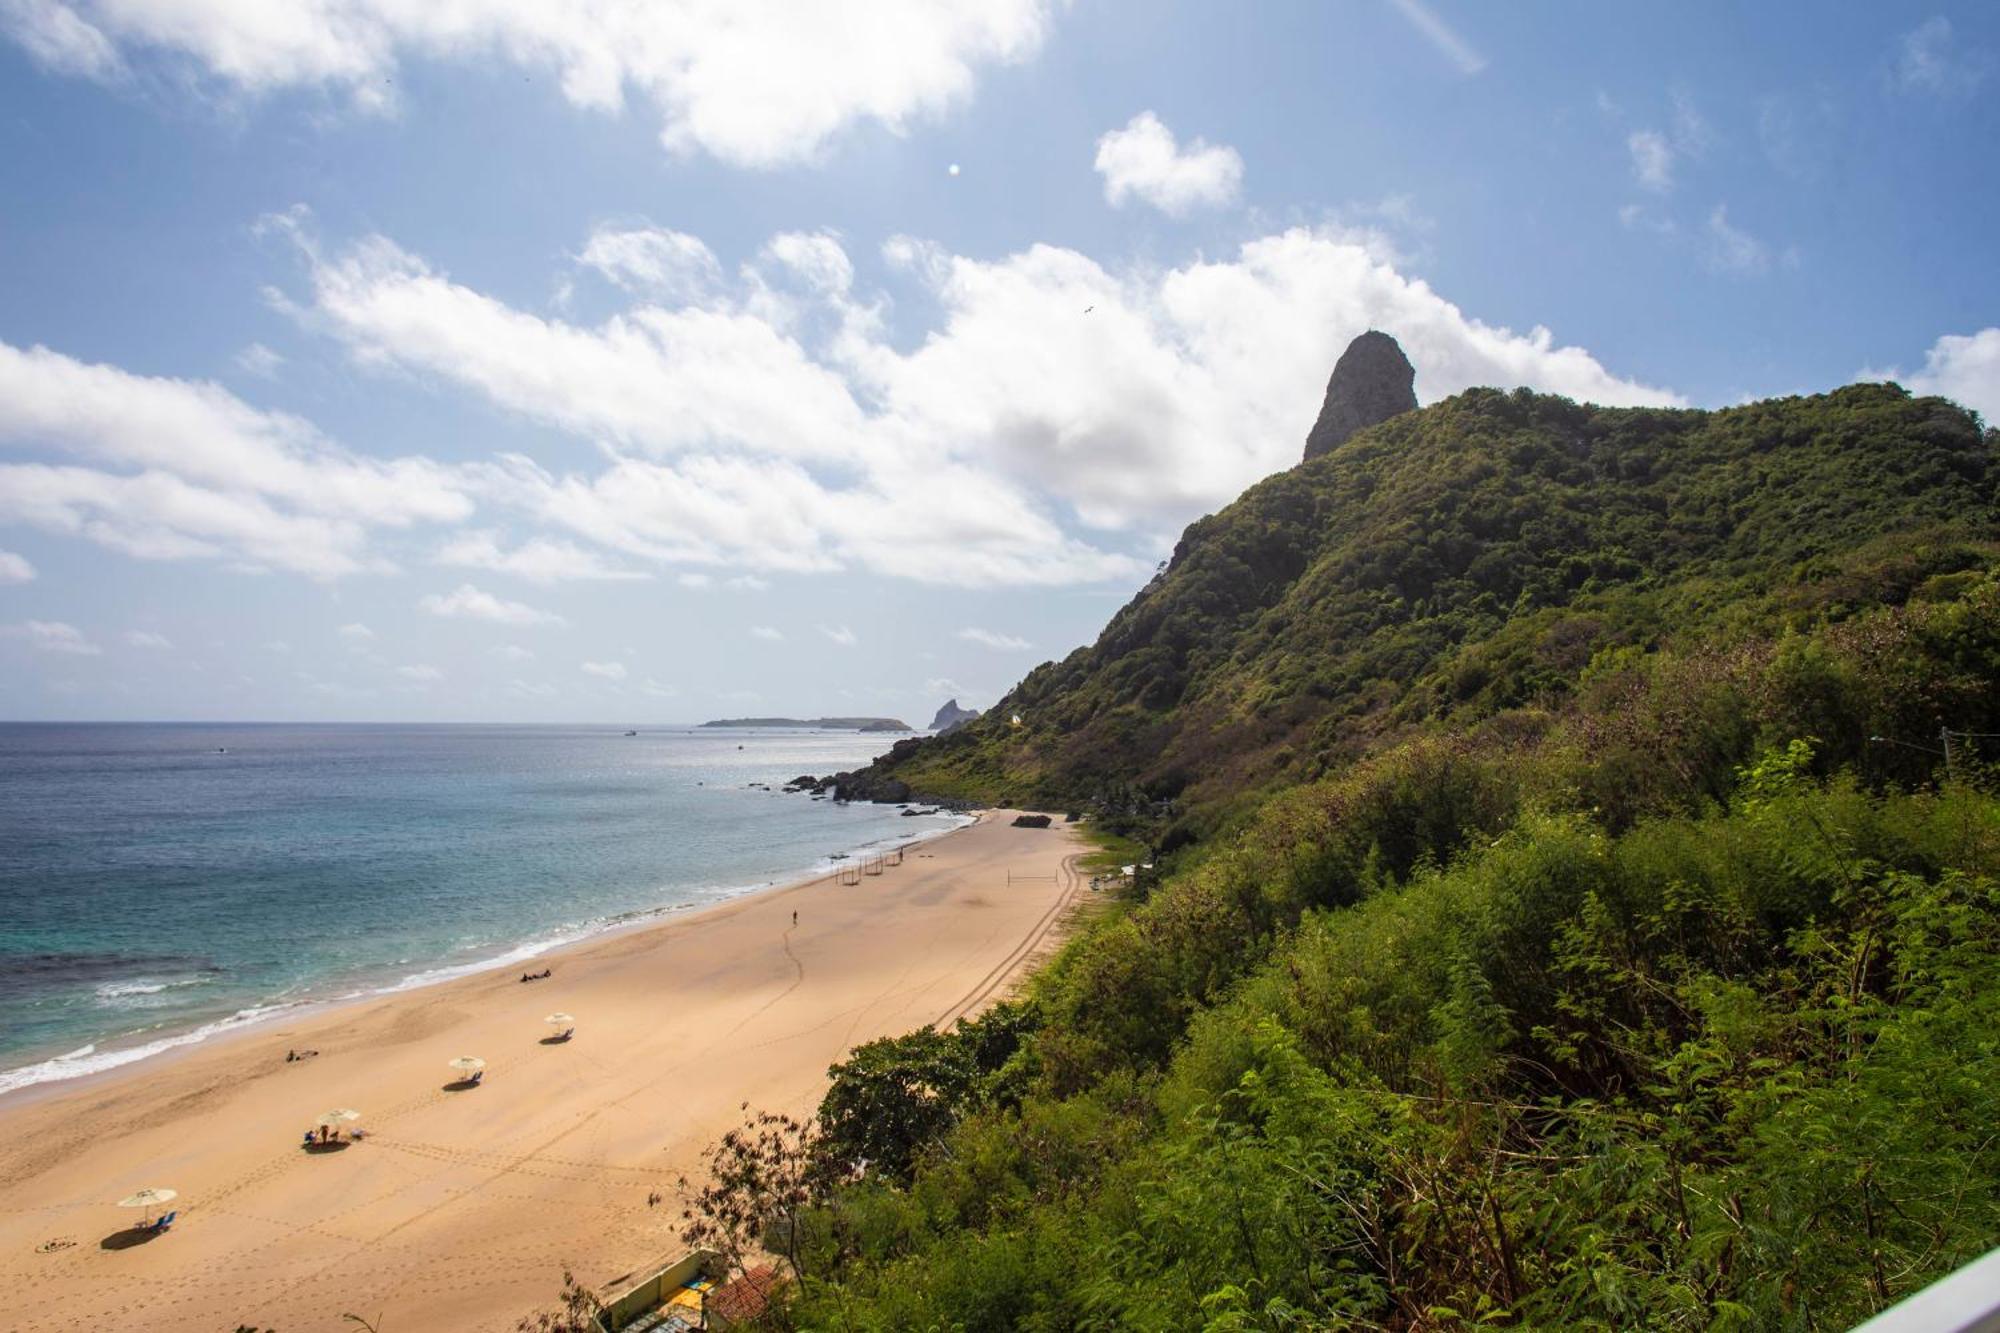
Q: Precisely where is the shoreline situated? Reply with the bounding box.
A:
[1,809,1083,1333]
[0,808,976,1108]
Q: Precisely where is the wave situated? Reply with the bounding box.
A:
[0,809,976,1098]
[0,1001,303,1097]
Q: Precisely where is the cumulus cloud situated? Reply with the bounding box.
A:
[0,0,1055,168]
[1623,89,1709,196]
[272,219,1674,591]
[0,549,34,583]
[397,663,442,681]
[580,659,627,679]
[1704,204,1772,276]
[1878,328,2000,421]
[438,531,646,582]
[750,625,783,641]
[1892,16,1989,99]
[123,629,171,649]
[1094,112,1243,216]
[958,626,1031,650]
[3,618,99,654]
[1627,130,1674,192]
[235,342,284,379]
[578,224,722,301]
[338,621,375,641]
[0,339,470,577]
[819,624,857,647]
[417,582,563,625]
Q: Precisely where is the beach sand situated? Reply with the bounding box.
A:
[0,811,1084,1332]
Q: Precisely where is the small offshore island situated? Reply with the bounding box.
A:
[698,716,912,732]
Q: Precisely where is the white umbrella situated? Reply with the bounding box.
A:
[544,1013,574,1027]
[447,1056,486,1074]
[117,1187,177,1224]
[317,1108,361,1129]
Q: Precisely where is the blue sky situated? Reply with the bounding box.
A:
[0,0,1994,724]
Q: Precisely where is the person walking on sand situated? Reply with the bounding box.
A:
[791,909,798,927]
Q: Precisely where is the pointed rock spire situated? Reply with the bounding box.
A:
[1303,330,1418,461]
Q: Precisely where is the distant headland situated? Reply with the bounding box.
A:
[698,717,913,732]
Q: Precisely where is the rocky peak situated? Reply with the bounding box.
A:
[1302,330,1418,461]
[930,698,980,733]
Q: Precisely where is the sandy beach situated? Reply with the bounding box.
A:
[0,811,1084,1332]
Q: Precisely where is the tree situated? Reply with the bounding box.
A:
[817,1027,977,1183]
[679,1106,823,1294]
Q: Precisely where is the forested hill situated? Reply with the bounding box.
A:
[861,377,1997,820]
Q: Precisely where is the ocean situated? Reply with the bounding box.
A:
[0,723,962,1097]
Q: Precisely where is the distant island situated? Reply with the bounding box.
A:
[698,717,912,732]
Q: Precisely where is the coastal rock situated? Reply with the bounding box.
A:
[930,698,981,733]
[1302,330,1418,462]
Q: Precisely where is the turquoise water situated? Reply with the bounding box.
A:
[0,723,960,1095]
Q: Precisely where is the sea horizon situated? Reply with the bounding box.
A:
[0,722,965,1097]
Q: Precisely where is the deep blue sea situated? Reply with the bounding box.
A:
[0,723,962,1096]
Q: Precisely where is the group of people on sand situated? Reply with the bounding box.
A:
[284,1048,320,1063]
[303,1124,356,1147]
[519,967,553,983]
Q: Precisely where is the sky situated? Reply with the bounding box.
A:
[0,1,1994,725]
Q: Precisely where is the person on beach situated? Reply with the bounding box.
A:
[792,910,798,927]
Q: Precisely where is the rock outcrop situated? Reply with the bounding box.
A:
[930,698,981,733]
[1302,330,1418,462]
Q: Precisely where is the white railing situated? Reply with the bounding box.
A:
[1853,1248,2000,1333]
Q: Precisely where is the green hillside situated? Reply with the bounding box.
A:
[652,371,2000,1331]
[860,382,1997,828]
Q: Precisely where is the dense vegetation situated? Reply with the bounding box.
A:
[657,380,2000,1330]
[861,382,1996,830]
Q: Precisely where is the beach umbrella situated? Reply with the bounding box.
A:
[544,1013,574,1027]
[117,1187,177,1224]
[317,1108,361,1128]
[447,1056,486,1074]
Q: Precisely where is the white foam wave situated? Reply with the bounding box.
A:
[0,1001,302,1097]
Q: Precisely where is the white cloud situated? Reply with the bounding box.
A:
[1624,89,1709,196]
[580,659,627,680]
[578,224,722,301]
[123,629,172,649]
[235,342,284,378]
[0,339,470,577]
[750,625,783,641]
[1876,328,2000,421]
[676,572,713,589]
[0,549,34,583]
[727,574,770,591]
[277,220,1675,592]
[3,618,99,654]
[438,530,645,582]
[337,621,375,641]
[1093,112,1243,216]
[417,582,563,625]
[1627,130,1674,192]
[0,0,120,78]
[819,624,857,647]
[1704,204,1771,276]
[2,0,1056,168]
[1386,0,1486,76]
[642,677,677,698]
[958,626,1031,651]
[1892,16,1990,99]
[397,663,442,681]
